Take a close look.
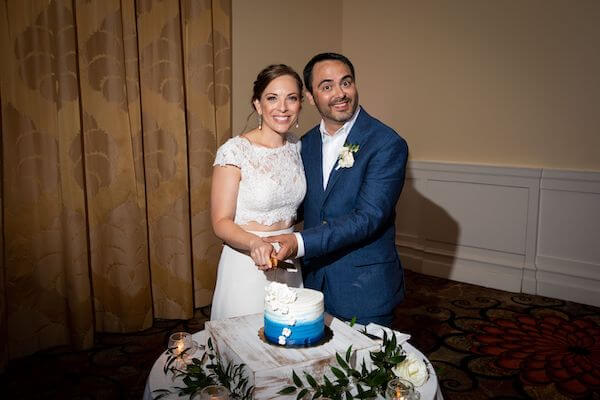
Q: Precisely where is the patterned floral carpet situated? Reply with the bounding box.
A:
[394,272,600,400]
[1,270,598,399]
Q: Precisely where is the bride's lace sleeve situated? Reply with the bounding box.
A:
[214,139,241,168]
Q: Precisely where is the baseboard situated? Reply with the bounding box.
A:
[398,245,524,293]
[536,270,600,307]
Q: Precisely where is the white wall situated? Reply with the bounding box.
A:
[342,0,600,170]
[232,0,342,136]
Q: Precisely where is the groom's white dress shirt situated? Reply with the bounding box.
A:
[294,107,362,258]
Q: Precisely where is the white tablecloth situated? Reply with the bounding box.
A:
[143,328,443,400]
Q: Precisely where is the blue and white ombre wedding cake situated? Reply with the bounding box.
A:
[263,282,324,346]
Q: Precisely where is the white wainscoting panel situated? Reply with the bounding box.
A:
[396,162,600,307]
[396,161,541,294]
[536,169,600,307]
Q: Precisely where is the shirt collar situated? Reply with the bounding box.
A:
[319,106,362,142]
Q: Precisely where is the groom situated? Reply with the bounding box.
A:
[268,53,408,327]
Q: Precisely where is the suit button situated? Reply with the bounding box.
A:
[322,220,327,225]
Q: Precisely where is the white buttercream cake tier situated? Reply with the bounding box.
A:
[263,282,324,346]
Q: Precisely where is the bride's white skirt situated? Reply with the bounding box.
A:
[210,227,303,321]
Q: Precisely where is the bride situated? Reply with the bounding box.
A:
[209,64,306,320]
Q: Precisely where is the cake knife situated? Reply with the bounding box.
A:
[270,257,298,272]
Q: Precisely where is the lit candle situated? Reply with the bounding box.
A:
[392,387,406,400]
[176,339,185,355]
[193,384,230,400]
[385,378,414,400]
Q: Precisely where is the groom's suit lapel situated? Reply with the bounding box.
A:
[321,110,371,205]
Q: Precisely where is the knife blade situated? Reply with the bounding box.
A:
[270,257,298,272]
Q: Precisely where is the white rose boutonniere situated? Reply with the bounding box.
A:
[391,352,429,387]
[335,143,360,170]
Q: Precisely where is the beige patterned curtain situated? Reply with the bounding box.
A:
[0,0,230,370]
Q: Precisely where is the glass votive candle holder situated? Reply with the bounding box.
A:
[385,377,419,400]
[168,331,193,357]
[192,384,230,400]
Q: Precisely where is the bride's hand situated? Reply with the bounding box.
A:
[249,238,274,270]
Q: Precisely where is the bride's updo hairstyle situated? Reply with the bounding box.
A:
[251,64,303,111]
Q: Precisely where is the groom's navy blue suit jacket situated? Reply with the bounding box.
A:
[300,108,409,326]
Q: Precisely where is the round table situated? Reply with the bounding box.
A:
[143,329,443,400]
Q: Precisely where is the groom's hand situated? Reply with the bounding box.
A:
[265,234,298,260]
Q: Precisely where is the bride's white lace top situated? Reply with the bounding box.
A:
[214,134,306,226]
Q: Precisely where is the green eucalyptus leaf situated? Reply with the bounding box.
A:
[187,365,201,374]
[337,377,349,387]
[349,369,362,379]
[297,388,309,400]
[305,372,318,389]
[330,366,346,380]
[361,359,368,375]
[370,351,383,362]
[335,352,349,370]
[356,383,365,395]
[292,370,304,387]
[356,389,376,399]
[345,345,353,363]
[385,341,393,357]
[278,386,297,395]
[389,355,406,364]
[369,370,389,387]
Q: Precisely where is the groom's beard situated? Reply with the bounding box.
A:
[315,93,359,126]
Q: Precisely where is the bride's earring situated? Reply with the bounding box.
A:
[295,117,299,129]
[258,114,262,130]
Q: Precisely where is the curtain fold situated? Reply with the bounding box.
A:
[0,0,230,370]
[181,0,231,310]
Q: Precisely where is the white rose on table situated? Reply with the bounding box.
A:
[392,353,429,387]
